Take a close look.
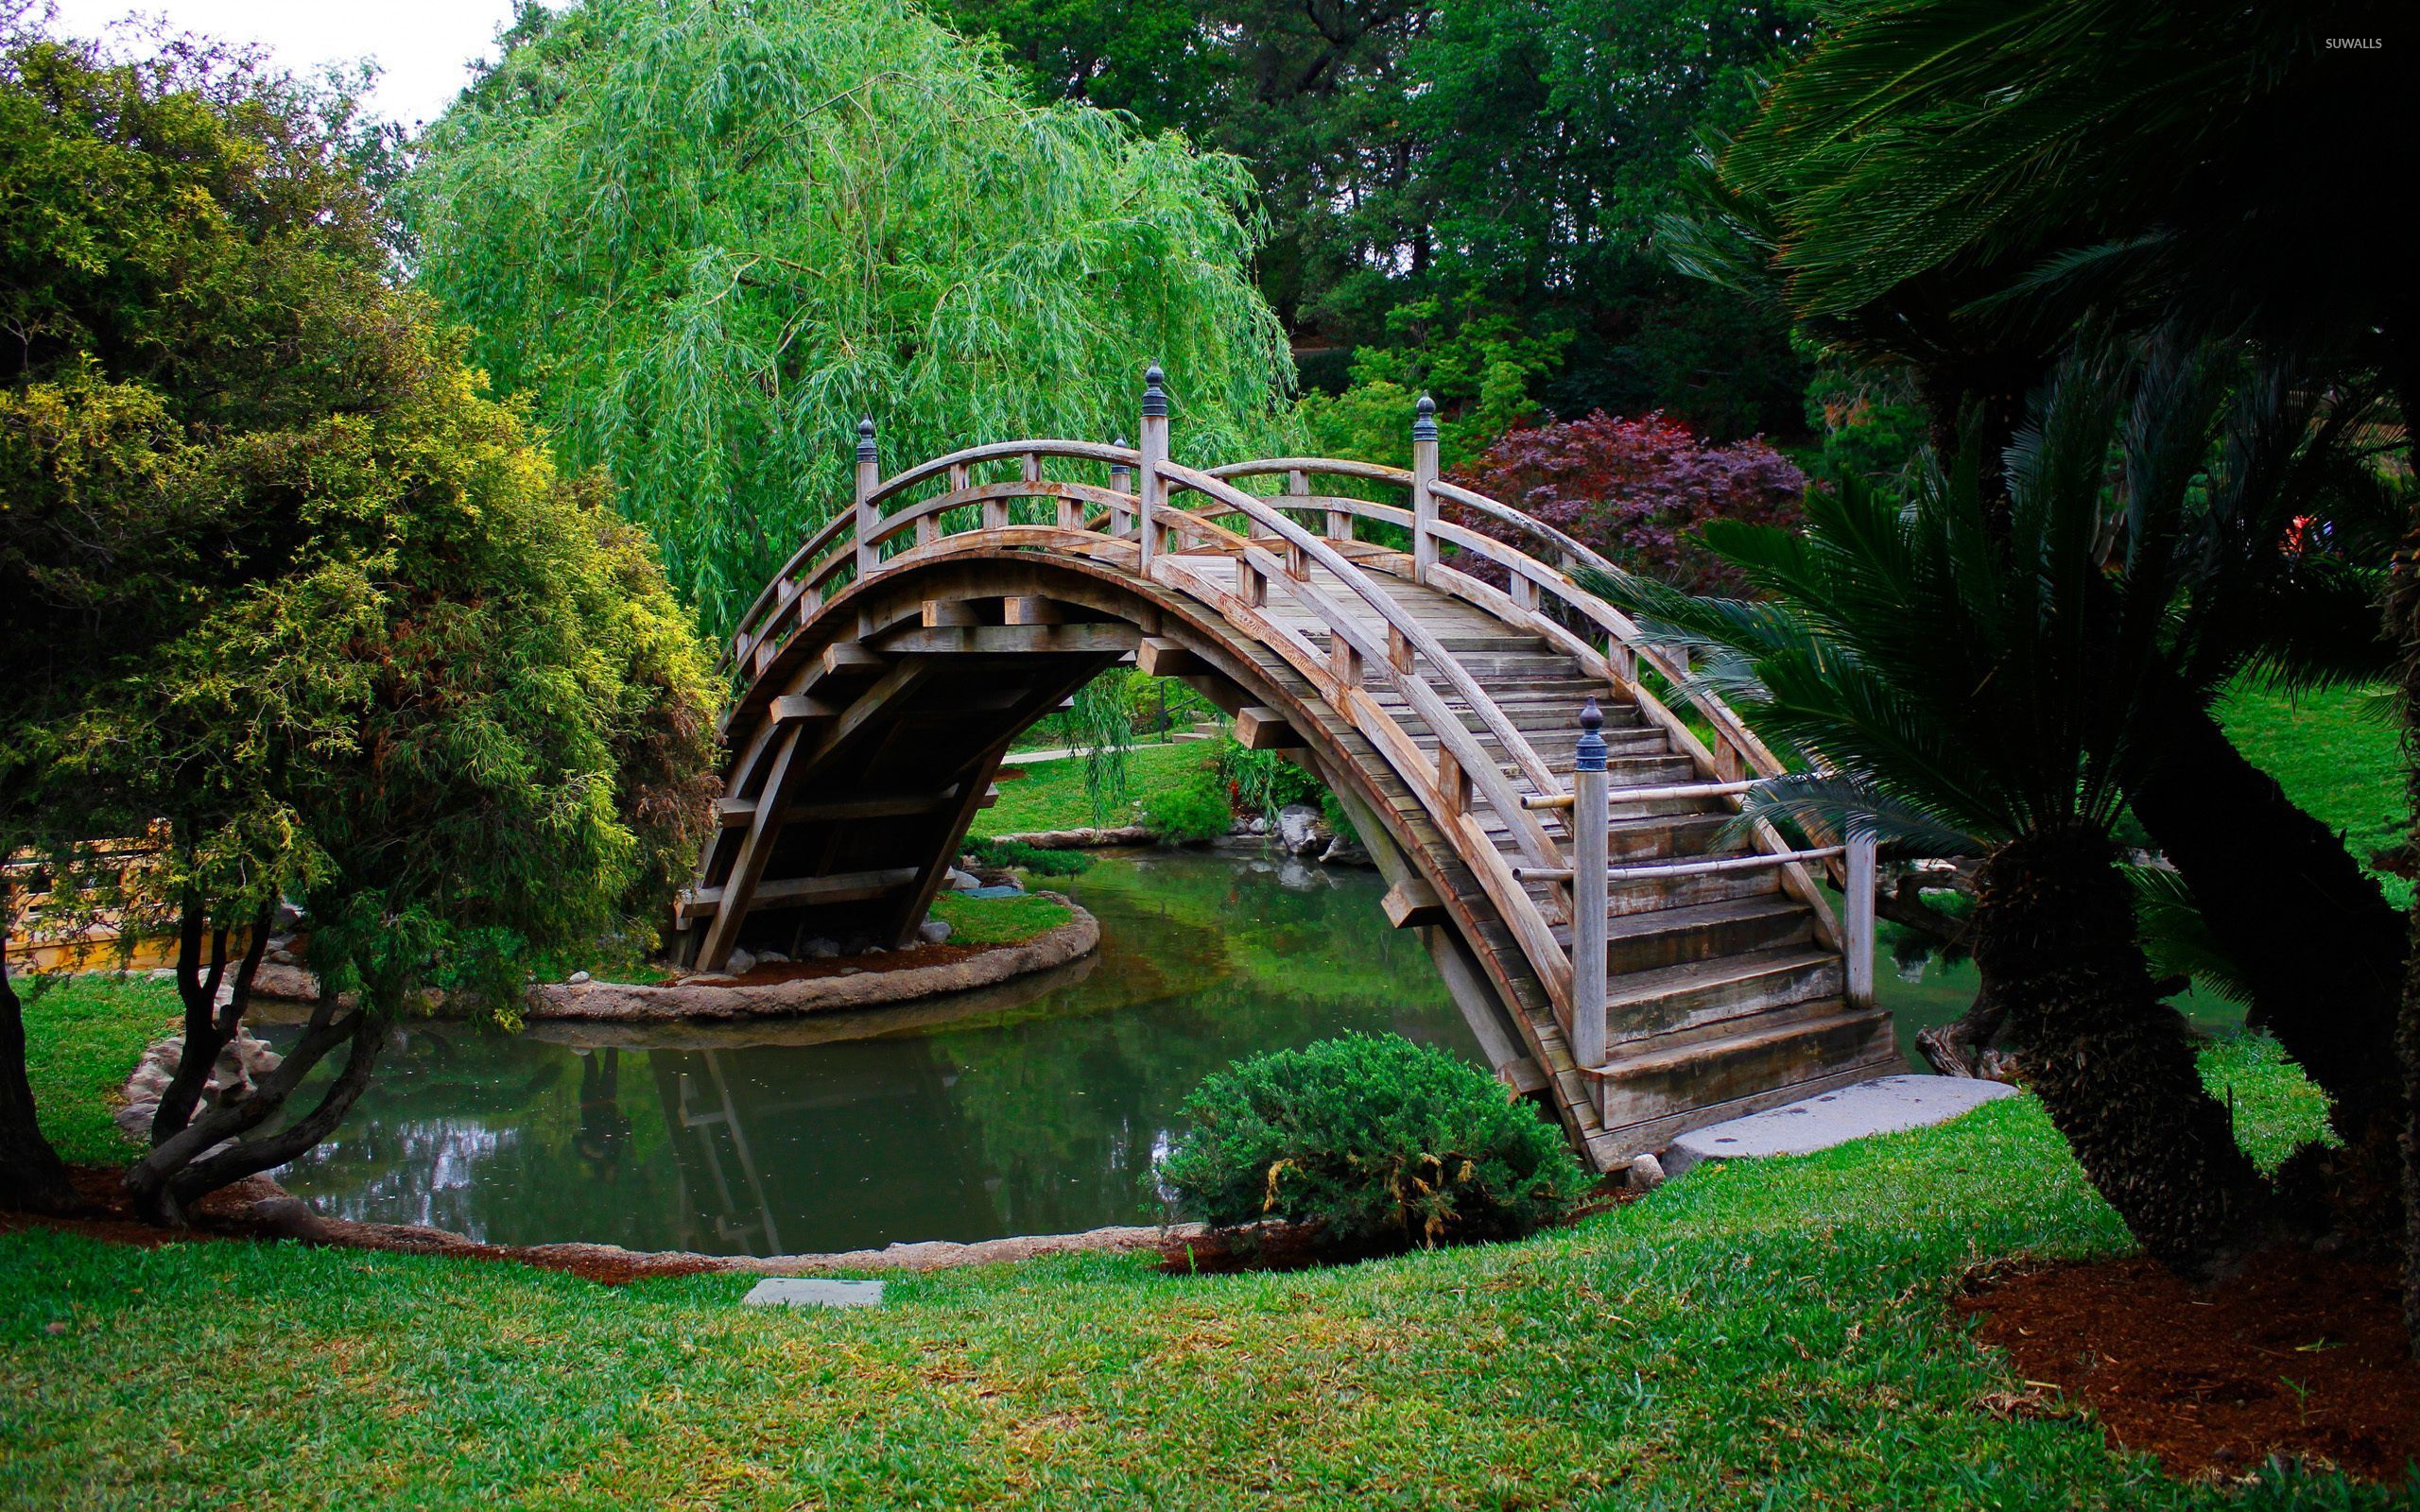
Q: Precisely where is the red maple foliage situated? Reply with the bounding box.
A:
[1444,411,1807,593]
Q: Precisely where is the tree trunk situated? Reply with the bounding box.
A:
[2124,679,2408,1242]
[1974,821,2274,1281]
[0,954,77,1213]
[147,898,273,1147]
[126,988,381,1226]
[2386,352,2420,1351]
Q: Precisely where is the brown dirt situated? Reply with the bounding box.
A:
[3,1166,717,1286]
[1958,1249,2420,1483]
[1154,1183,1636,1276]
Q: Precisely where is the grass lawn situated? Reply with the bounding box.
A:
[13,972,179,1165]
[8,979,2407,1509]
[2214,679,2408,901]
[976,741,1213,838]
[928,890,1075,946]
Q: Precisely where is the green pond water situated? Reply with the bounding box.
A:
[271,850,2241,1257]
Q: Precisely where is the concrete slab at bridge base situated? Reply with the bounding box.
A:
[1662,1074,2015,1177]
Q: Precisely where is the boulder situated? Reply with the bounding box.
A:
[725,948,757,975]
[801,936,841,959]
[1275,803,1324,856]
[1319,833,1372,867]
[917,919,954,946]
[945,868,980,891]
[1626,1153,1666,1194]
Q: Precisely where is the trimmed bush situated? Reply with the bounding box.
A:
[1156,1034,1588,1252]
[963,837,1093,876]
[1144,774,1234,844]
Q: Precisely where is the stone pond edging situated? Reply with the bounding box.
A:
[986,826,1156,848]
[235,895,1099,1022]
[215,1184,1206,1279]
[526,894,1098,1022]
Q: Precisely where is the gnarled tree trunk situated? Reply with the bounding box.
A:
[2125,679,2408,1241]
[1974,821,2274,1281]
[124,988,385,1227]
[0,954,77,1213]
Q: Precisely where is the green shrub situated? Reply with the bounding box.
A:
[1214,735,1323,818]
[1145,774,1234,843]
[1156,1034,1588,1252]
[964,837,1094,876]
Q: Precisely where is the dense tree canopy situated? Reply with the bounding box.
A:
[0,23,717,1217]
[406,0,1296,636]
[941,0,1817,439]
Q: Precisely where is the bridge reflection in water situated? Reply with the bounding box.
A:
[268,850,1475,1257]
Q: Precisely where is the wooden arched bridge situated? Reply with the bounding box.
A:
[678,369,1892,1170]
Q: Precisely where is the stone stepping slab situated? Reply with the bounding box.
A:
[1662,1074,2016,1177]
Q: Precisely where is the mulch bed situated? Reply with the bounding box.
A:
[1153,1182,1639,1276]
[1958,1248,2420,1483]
[4,1166,718,1286]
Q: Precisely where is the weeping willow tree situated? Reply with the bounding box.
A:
[406,0,1296,636]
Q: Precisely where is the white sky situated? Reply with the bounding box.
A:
[47,1,536,129]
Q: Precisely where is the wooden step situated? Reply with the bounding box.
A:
[1593,1004,1896,1132]
[1600,947,1845,1043]
[1605,812,1747,860]
[1554,895,1817,973]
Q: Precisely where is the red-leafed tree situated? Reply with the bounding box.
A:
[1446,411,1806,593]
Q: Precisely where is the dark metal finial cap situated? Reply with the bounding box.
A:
[1110,435,1131,475]
[1413,394,1438,442]
[856,417,876,462]
[1142,364,1168,419]
[1575,696,1607,771]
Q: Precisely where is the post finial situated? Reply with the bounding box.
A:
[1575,696,1607,772]
[1413,393,1438,443]
[1142,365,1168,419]
[856,417,876,462]
[1111,435,1131,476]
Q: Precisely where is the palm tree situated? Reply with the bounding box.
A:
[1585,356,2278,1280]
[1664,0,2417,1330]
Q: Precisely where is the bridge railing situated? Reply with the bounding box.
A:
[716,367,1875,1084]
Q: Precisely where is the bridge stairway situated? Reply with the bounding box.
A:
[1169,554,1896,1161]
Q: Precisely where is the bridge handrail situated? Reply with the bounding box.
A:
[869,438,1137,507]
[1157,462,1573,831]
[1145,464,1582,1017]
[1202,455,1831,921]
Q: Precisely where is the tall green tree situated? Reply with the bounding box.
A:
[406,0,1295,638]
[0,20,717,1221]
[942,0,1817,439]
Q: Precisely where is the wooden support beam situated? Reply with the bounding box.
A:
[690,726,807,967]
[874,624,1138,657]
[769,695,839,727]
[1380,878,1448,930]
[820,642,886,678]
[1136,637,1202,677]
[784,787,960,823]
[1234,706,1305,750]
[978,783,1000,810]
[922,599,982,627]
[1002,596,1068,626]
[683,867,924,919]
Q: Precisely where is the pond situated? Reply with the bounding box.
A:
[271,850,2243,1257]
[270,850,1474,1257]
